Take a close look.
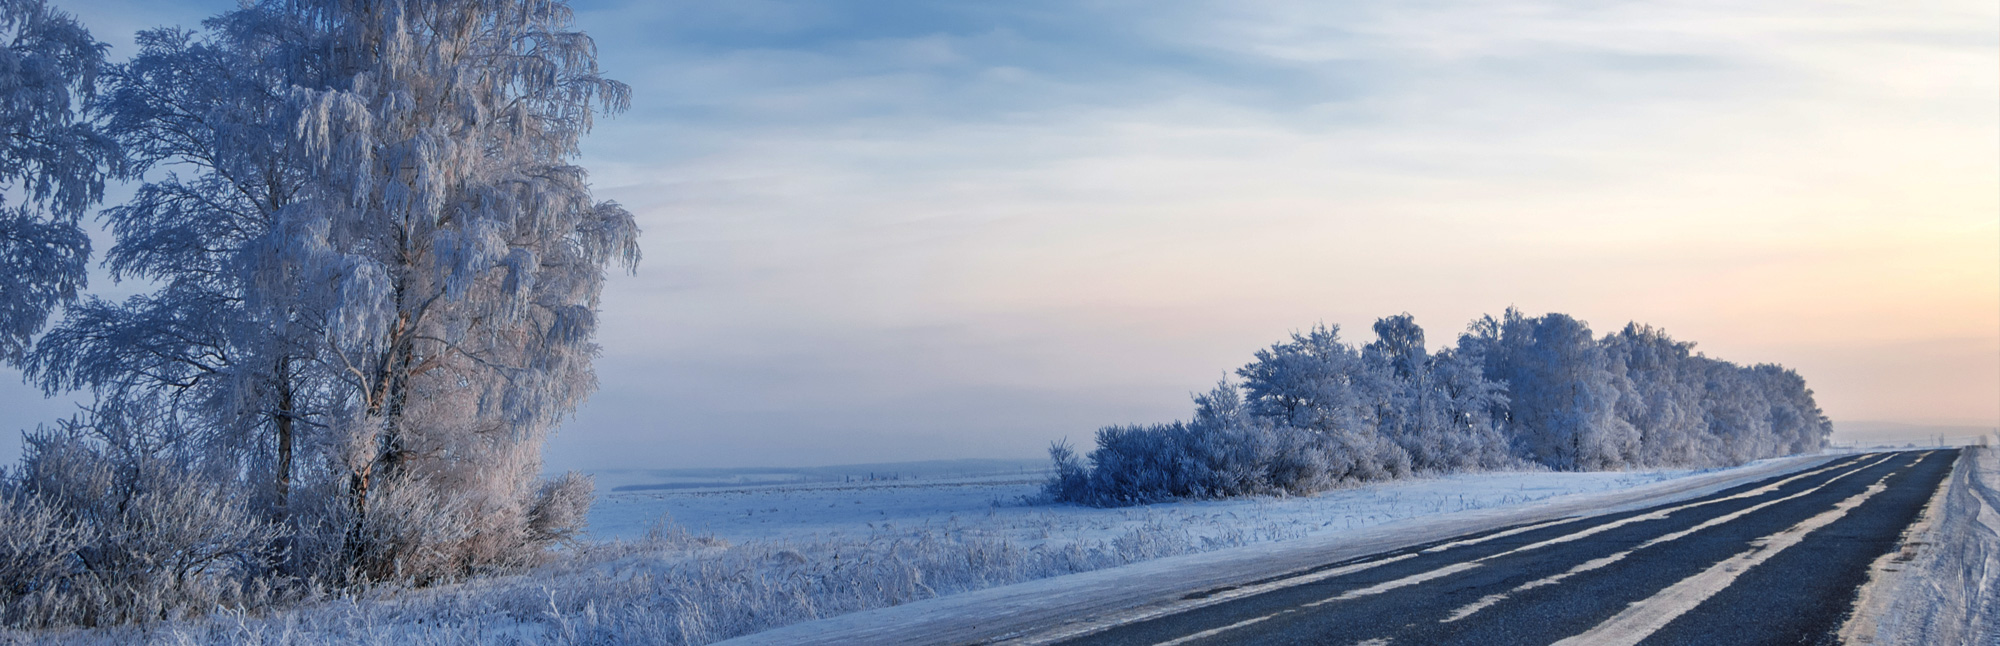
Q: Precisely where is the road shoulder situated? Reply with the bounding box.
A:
[1841,446,2000,645]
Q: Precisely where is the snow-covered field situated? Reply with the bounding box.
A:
[587,465,1720,551]
[9,457,1864,645]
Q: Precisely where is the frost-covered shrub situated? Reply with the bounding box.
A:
[349,475,482,585]
[529,472,596,545]
[22,509,1304,646]
[1043,440,1092,503]
[0,406,598,630]
[1049,382,1425,506]
[0,491,86,625]
[0,427,280,629]
[1071,423,1199,505]
[344,422,599,584]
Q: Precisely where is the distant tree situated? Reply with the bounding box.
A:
[1238,324,1371,433]
[1424,346,1514,468]
[1697,361,1777,462]
[1746,363,1828,455]
[1603,324,1713,465]
[1238,324,1410,481]
[0,0,116,362]
[1458,309,1636,470]
[1364,313,1427,380]
[1364,314,1511,472]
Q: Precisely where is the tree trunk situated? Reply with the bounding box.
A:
[276,379,293,510]
[380,330,415,474]
[341,462,371,580]
[265,355,295,510]
[344,298,418,578]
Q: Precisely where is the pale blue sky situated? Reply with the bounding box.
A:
[5,0,1996,469]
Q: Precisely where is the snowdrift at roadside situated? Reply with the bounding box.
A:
[1845,445,2000,645]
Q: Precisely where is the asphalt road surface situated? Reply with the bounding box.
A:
[1056,450,1957,646]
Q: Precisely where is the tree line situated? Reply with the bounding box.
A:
[1047,310,1831,506]
[0,0,633,627]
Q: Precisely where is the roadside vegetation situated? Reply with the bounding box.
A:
[1047,310,1831,506]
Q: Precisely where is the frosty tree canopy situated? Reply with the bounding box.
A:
[0,0,115,363]
[2,0,639,622]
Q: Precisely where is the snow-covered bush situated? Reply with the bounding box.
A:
[3,507,1312,645]
[529,472,597,545]
[348,474,483,585]
[1051,390,1419,506]
[0,490,86,627]
[0,421,281,628]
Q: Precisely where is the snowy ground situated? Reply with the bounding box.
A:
[587,458,1051,494]
[587,465,1731,552]
[14,456,1845,645]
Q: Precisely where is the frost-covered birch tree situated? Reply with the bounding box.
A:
[25,0,636,583]
[29,6,334,512]
[1,6,301,622]
[0,0,115,362]
[282,0,636,578]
